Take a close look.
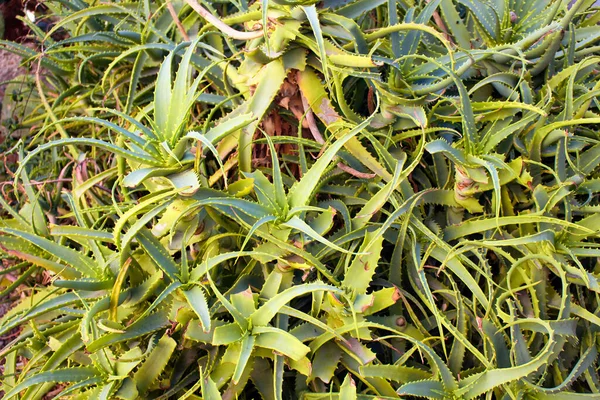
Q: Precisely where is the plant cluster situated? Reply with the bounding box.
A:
[1,0,600,399]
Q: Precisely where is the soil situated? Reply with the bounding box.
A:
[0,49,25,98]
[0,49,25,341]
[0,1,28,338]
[0,0,29,99]
[1,0,28,41]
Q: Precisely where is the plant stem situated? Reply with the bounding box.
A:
[185,0,263,40]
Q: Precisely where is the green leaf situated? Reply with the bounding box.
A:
[254,327,311,361]
[283,216,356,255]
[115,378,139,400]
[0,228,101,278]
[288,116,374,209]
[203,113,257,144]
[359,364,431,383]
[154,51,173,142]
[251,283,341,327]
[17,138,161,171]
[213,323,244,345]
[342,230,384,297]
[233,334,255,384]
[135,228,180,281]
[200,368,222,400]
[302,5,329,82]
[3,367,100,399]
[310,341,342,383]
[86,309,170,352]
[134,335,177,394]
[397,380,445,399]
[239,59,286,173]
[183,286,212,332]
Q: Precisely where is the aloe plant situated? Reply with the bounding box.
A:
[1,0,600,399]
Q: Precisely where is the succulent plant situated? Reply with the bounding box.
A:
[1,0,600,399]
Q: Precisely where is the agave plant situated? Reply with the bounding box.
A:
[1,0,600,399]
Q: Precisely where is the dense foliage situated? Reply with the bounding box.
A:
[1,0,600,398]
